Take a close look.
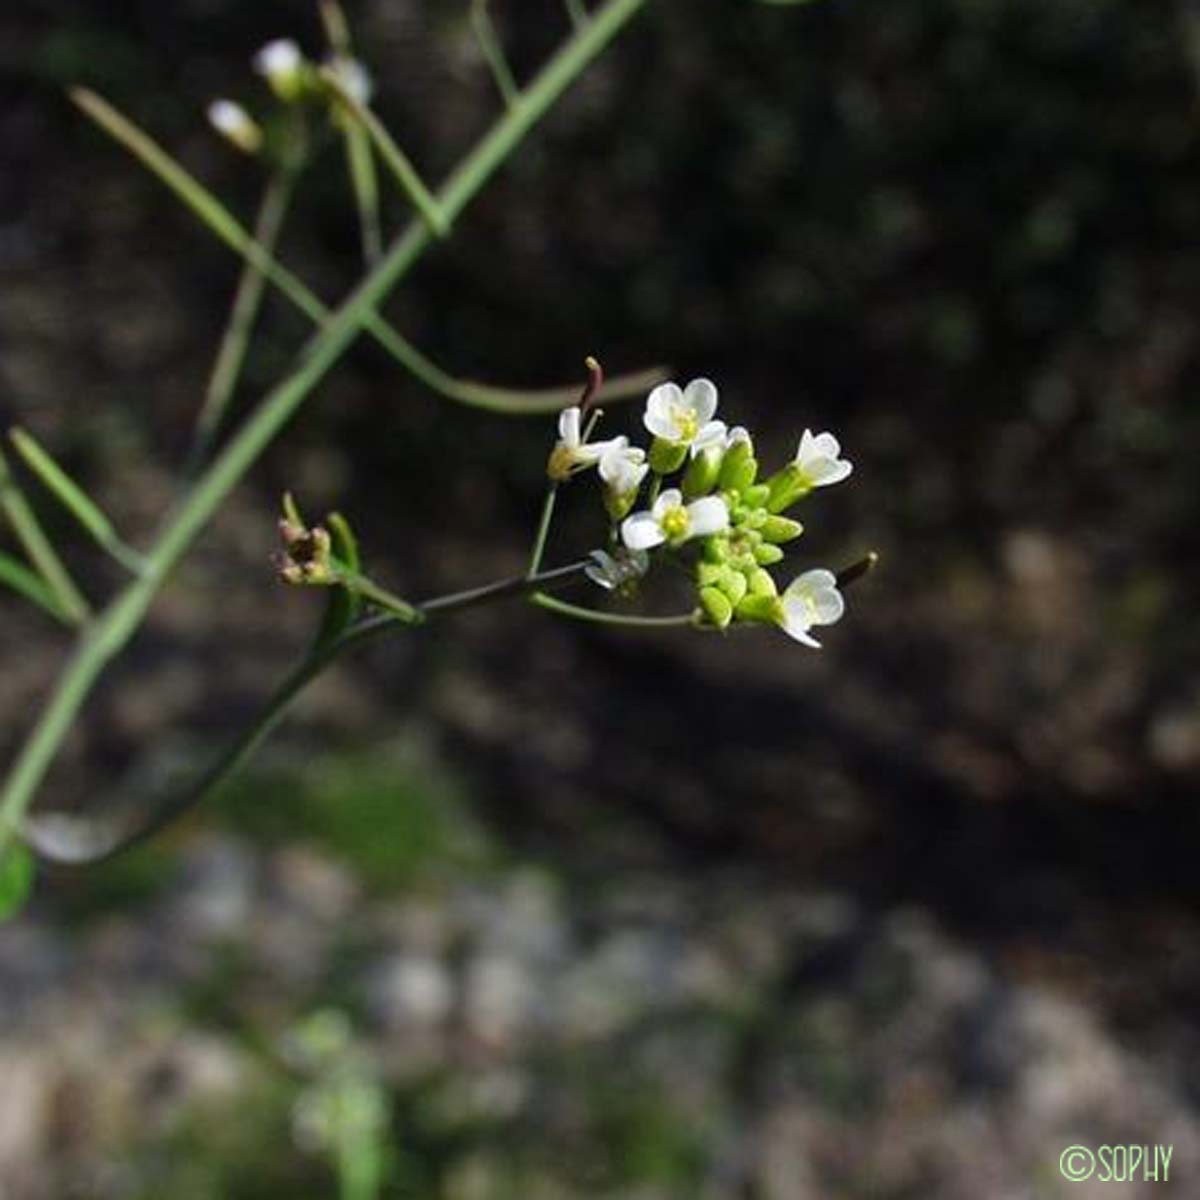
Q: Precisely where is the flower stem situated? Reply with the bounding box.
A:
[191,168,296,468]
[530,592,697,628]
[527,486,558,576]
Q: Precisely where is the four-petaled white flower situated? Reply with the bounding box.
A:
[621,488,729,551]
[644,379,725,453]
[793,429,853,489]
[779,569,845,648]
[599,438,648,498]
[206,100,263,154]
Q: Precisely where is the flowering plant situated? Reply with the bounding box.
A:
[0,0,868,922]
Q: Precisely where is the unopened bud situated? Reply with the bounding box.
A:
[254,39,310,103]
[699,586,733,629]
[207,99,263,154]
[760,515,803,544]
[648,437,688,475]
[718,441,757,493]
[682,446,723,499]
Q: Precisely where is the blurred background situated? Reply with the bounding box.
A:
[3,0,1200,1195]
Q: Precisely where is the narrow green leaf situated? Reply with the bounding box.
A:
[0,840,35,921]
[10,427,116,547]
[9,428,145,574]
[0,446,89,623]
[0,549,69,622]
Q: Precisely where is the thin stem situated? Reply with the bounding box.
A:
[471,0,520,108]
[565,0,590,28]
[9,427,146,575]
[646,474,662,506]
[530,592,697,627]
[335,568,423,624]
[320,68,447,238]
[0,447,90,624]
[527,486,558,576]
[1,0,651,848]
[343,120,383,266]
[192,169,295,466]
[22,559,590,864]
[421,558,586,614]
[72,87,666,415]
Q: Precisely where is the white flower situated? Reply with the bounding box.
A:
[206,100,263,154]
[643,379,724,452]
[621,488,729,551]
[547,407,618,481]
[779,569,845,648]
[598,438,648,497]
[793,429,853,489]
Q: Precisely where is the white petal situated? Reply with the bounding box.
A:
[787,569,837,598]
[725,425,751,448]
[780,614,822,648]
[683,378,719,424]
[644,384,682,440]
[652,488,683,520]
[691,420,727,457]
[685,495,730,537]
[810,586,845,625]
[558,406,581,446]
[804,457,853,487]
[576,435,621,466]
[621,512,666,551]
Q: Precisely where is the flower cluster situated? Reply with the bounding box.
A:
[550,377,857,647]
[206,36,373,159]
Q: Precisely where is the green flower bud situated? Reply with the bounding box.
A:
[696,561,724,588]
[700,585,733,629]
[735,592,784,624]
[649,437,688,475]
[719,441,758,493]
[702,536,730,564]
[753,543,784,566]
[765,464,811,514]
[603,487,639,522]
[741,484,770,508]
[748,567,778,597]
[760,515,804,544]
[682,447,723,499]
[720,568,748,607]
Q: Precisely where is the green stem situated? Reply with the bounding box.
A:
[1,0,651,848]
[73,86,664,415]
[22,560,591,864]
[527,486,558,576]
[0,447,90,623]
[192,169,296,466]
[320,68,447,238]
[530,592,697,627]
[565,0,590,28]
[471,0,520,108]
[343,120,383,266]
